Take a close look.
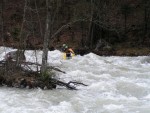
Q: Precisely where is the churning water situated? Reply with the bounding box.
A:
[0,47,150,113]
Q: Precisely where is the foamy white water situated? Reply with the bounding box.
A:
[0,47,150,113]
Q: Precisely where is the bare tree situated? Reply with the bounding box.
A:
[143,0,150,37]
[0,0,4,42]
[41,0,51,74]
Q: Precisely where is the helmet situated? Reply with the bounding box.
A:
[65,45,68,49]
[63,44,68,49]
[63,44,66,47]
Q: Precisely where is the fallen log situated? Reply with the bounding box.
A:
[50,79,88,90]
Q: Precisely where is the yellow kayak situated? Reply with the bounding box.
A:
[63,53,75,60]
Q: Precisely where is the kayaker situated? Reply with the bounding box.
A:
[62,44,75,59]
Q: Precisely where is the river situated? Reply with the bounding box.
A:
[0,47,150,113]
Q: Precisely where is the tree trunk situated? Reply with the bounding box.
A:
[124,13,127,37]
[144,6,148,36]
[89,23,94,48]
[80,21,84,47]
[0,0,4,41]
[86,0,94,49]
[41,0,51,74]
[35,0,43,39]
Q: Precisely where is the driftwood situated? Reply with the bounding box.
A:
[50,79,88,90]
[0,60,87,90]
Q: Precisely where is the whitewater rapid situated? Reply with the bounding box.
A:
[0,47,150,113]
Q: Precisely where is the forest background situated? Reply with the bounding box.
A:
[0,0,150,56]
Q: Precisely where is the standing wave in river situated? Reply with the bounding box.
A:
[0,47,150,113]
